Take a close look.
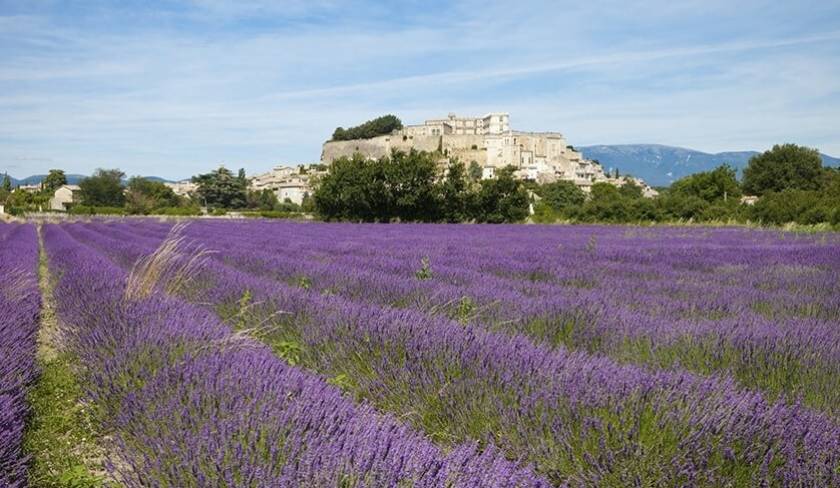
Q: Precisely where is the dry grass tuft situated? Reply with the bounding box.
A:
[124,222,214,301]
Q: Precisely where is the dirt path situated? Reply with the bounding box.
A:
[23,224,116,487]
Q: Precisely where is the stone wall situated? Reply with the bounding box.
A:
[321,134,441,163]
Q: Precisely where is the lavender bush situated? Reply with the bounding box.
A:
[0,223,40,487]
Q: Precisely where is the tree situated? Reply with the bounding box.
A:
[192,167,248,210]
[472,166,529,223]
[657,193,710,221]
[42,169,67,194]
[618,180,644,199]
[246,189,279,211]
[468,161,483,182]
[125,177,180,214]
[437,161,470,223]
[742,144,823,196]
[314,154,389,221]
[384,150,439,222]
[314,150,440,222]
[79,169,125,207]
[331,115,403,141]
[749,190,828,225]
[1,174,11,194]
[669,164,741,202]
[539,180,585,214]
[300,192,315,213]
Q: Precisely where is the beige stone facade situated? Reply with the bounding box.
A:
[249,164,325,205]
[49,184,80,211]
[164,181,198,198]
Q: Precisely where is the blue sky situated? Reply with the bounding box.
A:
[1,0,839,180]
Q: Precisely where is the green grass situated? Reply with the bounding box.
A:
[22,355,105,488]
[25,224,107,487]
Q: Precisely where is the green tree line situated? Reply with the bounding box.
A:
[313,150,529,223]
[3,143,838,226]
[331,115,404,141]
[532,144,840,226]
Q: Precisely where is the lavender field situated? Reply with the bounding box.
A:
[3,220,840,487]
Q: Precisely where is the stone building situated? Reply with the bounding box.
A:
[49,184,80,211]
[321,112,617,191]
[164,181,198,198]
[248,164,325,205]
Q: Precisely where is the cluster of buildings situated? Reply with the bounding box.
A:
[321,112,657,196]
[247,164,325,205]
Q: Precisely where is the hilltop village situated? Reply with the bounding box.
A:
[234,113,656,204]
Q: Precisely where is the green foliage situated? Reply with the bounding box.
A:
[574,183,637,223]
[191,167,248,210]
[23,355,104,488]
[68,205,126,216]
[300,192,315,213]
[315,154,526,224]
[79,168,125,207]
[152,206,202,216]
[42,169,68,194]
[241,210,303,219]
[415,256,433,281]
[455,296,476,325]
[314,153,388,221]
[246,188,279,211]
[4,187,50,212]
[742,144,823,196]
[749,190,834,225]
[473,166,530,223]
[327,373,354,390]
[467,161,483,182]
[537,180,585,215]
[617,180,644,199]
[314,150,440,222]
[275,340,303,365]
[385,150,440,221]
[125,176,181,214]
[296,275,312,289]
[331,114,403,141]
[656,194,710,221]
[669,164,741,202]
[234,289,253,329]
[531,201,560,223]
[1,173,11,193]
[438,161,470,222]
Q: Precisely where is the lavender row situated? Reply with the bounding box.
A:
[88,220,840,415]
[60,221,840,486]
[186,222,840,414]
[0,223,41,487]
[42,223,547,487]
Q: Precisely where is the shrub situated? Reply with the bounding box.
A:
[68,205,126,216]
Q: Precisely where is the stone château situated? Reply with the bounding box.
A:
[321,112,654,193]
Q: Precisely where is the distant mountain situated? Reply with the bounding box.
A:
[12,174,90,186]
[579,144,840,187]
[0,172,174,187]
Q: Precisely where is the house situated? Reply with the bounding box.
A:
[164,181,198,198]
[49,185,80,211]
[249,164,325,205]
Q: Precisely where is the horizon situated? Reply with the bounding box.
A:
[2,1,839,180]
